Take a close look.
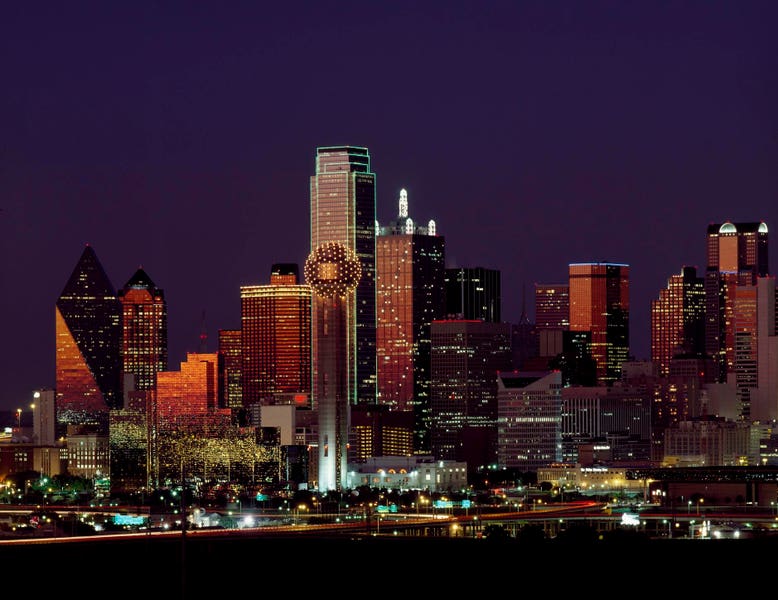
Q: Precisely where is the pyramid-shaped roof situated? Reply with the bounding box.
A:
[57,244,117,303]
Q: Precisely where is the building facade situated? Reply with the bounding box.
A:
[55,245,121,435]
[430,319,513,472]
[569,262,630,386]
[444,266,501,322]
[497,370,563,472]
[310,146,377,407]
[118,267,168,398]
[651,266,706,377]
[240,263,311,408]
[376,188,445,454]
[705,221,769,382]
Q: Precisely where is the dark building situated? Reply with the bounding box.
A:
[376,188,446,454]
[444,266,501,323]
[55,245,121,435]
[534,283,570,330]
[350,404,415,461]
[430,319,513,473]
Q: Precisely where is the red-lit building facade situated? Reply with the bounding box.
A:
[240,264,311,408]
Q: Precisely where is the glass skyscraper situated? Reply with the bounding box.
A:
[55,244,121,434]
[568,262,630,386]
[309,146,377,407]
[376,188,445,454]
[118,267,168,396]
[705,221,769,382]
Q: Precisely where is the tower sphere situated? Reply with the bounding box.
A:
[304,241,361,298]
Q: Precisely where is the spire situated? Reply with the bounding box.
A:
[519,282,530,325]
[199,310,208,352]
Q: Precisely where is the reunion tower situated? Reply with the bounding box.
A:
[305,241,362,492]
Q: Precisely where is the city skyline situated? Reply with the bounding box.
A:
[2,1,777,411]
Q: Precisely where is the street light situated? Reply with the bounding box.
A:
[697,498,704,515]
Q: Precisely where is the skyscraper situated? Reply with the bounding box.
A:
[568,262,630,386]
[430,319,513,472]
[497,370,562,472]
[705,221,769,382]
[310,146,377,406]
[55,244,121,433]
[444,266,501,322]
[376,188,445,453]
[240,263,311,408]
[118,267,168,396]
[650,266,706,376]
[217,328,243,410]
[534,283,570,330]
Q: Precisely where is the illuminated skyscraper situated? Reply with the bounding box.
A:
[240,263,311,408]
[705,221,769,382]
[218,328,243,409]
[118,267,168,396]
[444,266,501,322]
[376,188,445,453]
[568,262,630,386]
[55,244,121,434]
[310,146,377,407]
[650,266,706,376]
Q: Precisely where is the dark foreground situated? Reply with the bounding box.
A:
[3,531,770,596]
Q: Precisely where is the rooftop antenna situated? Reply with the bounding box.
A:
[199,310,208,353]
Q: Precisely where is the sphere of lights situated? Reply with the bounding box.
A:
[304,241,362,298]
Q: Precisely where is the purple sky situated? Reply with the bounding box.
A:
[2,1,777,411]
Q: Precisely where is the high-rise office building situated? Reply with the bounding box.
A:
[731,276,778,422]
[497,370,562,472]
[118,267,168,397]
[444,267,501,322]
[650,266,706,376]
[155,352,226,423]
[535,283,570,330]
[376,188,445,454]
[430,319,513,472]
[753,276,778,422]
[569,262,630,386]
[240,263,311,408]
[310,146,377,406]
[218,328,243,410]
[705,221,769,382]
[55,244,121,434]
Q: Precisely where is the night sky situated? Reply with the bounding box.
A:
[2,1,777,411]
